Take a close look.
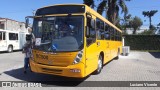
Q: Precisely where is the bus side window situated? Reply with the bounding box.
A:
[0,32,2,40]
[9,33,18,40]
[110,27,115,40]
[96,19,104,40]
[104,24,110,40]
[3,32,6,40]
[86,17,96,46]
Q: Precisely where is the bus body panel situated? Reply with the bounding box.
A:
[30,53,86,78]
[32,50,78,67]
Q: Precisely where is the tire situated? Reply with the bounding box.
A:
[94,55,103,74]
[8,46,13,53]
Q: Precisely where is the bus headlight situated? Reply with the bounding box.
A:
[73,50,83,64]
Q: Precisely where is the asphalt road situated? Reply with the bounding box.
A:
[0,51,160,90]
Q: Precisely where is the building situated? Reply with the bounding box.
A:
[0,17,27,32]
[125,26,149,34]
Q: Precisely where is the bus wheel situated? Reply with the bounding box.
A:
[94,55,103,74]
[8,45,13,53]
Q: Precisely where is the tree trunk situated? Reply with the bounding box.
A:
[107,0,118,25]
[133,29,136,34]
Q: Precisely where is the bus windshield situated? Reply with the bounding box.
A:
[32,16,84,52]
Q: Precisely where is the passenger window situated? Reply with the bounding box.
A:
[0,32,2,40]
[96,18,104,40]
[86,17,96,46]
[9,33,18,40]
[104,24,110,40]
[110,28,115,40]
[3,32,6,40]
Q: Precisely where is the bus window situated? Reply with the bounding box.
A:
[0,32,2,40]
[9,33,18,40]
[104,24,110,40]
[110,28,115,40]
[3,32,6,40]
[96,19,104,40]
[86,17,96,46]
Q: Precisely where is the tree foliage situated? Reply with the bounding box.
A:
[83,0,95,8]
[129,16,143,34]
[84,0,130,25]
[142,10,158,30]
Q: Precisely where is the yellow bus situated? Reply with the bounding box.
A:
[26,4,122,78]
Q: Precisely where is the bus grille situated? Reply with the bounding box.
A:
[41,68,62,74]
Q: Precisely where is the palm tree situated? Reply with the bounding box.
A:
[83,0,95,8]
[84,0,129,25]
[142,10,158,30]
[129,16,143,34]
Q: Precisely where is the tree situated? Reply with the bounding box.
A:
[138,30,154,35]
[129,16,143,34]
[142,10,158,30]
[84,0,130,25]
[83,0,95,8]
[98,0,129,25]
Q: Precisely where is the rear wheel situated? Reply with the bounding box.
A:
[94,55,103,74]
[8,45,13,53]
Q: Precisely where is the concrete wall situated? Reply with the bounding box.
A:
[0,18,27,32]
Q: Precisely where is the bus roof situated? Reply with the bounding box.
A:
[0,29,19,33]
[37,4,86,10]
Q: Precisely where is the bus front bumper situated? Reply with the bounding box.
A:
[29,60,85,78]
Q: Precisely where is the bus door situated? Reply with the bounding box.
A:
[0,31,7,51]
[85,17,98,75]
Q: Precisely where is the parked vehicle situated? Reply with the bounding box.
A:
[0,29,28,52]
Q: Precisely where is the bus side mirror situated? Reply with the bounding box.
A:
[25,17,29,28]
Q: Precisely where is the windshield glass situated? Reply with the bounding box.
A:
[32,16,84,52]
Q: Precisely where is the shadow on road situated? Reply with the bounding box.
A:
[149,52,160,59]
[0,50,21,54]
[4,67,88,87]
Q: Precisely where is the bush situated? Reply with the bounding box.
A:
[124,35,160,50]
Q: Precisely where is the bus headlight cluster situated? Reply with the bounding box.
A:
[73,50,83,64]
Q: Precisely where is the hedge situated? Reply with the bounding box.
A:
[124,35,160,50]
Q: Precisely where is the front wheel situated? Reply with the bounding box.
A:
[94,55,103,75]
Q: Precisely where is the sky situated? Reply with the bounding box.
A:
[0,0,160,27]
